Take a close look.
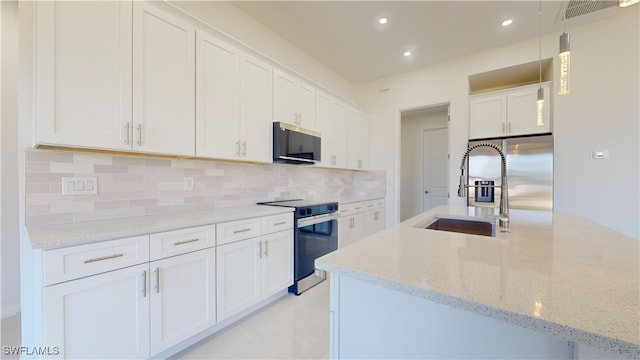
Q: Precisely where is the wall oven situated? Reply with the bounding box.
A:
[258,200,338,295]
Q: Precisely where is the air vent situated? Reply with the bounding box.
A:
[557,0,618,22]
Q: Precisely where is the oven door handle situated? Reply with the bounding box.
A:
[297,213,339,227]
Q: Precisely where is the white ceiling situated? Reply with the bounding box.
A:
[231,1,631,84]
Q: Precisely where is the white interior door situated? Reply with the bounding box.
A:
[423,128,449,211]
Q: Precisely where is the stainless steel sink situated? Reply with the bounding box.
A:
[417,215,496,237]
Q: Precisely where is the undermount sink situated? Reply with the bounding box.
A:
[416,215,496,237]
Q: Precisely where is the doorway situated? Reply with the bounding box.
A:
[400,104,449,221]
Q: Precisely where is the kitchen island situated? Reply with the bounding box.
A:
[316,206,639,359]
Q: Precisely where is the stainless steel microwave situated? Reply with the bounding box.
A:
[273,122,321,164]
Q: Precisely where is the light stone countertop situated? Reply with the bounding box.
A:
[28,205,294,250]
[316,205,640,358]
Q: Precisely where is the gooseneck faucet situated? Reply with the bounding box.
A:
[458,142,509,228]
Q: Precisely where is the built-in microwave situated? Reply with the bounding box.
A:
[273,122,321,164]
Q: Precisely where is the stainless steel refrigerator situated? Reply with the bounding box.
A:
[467,135,553,211]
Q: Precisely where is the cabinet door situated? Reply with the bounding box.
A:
[150,248,216,355]
[273,70,297,125]
[316,92,336,167]
[317,93,348,168]
[195,32,241,160]
[347,110,370,170]
[133,2,195,156]
[36,1,132,151]
[240,53,272,163]
[296,82,316,130]
[338,216,352,249]
[216,237,261,321]
[333,102,349,168]
[261,230,294,298]
[469,94,506,139]
[44,263,150,359]
[362,209,385,238]
[507,84,551,136]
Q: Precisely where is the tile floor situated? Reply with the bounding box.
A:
[0,281,329,360]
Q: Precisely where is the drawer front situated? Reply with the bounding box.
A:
[261,213,293,235]
[44,235,150,286]
[216,218,261,246]
[150,225,215,261]
[340,202,365,217]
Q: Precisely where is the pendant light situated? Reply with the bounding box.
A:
[558,31,570,95]
[536,0,544,126]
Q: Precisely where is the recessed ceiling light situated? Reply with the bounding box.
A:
[378,17,388,25]
[502,19,513,27]
[403,51,412,57]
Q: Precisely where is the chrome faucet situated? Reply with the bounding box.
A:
[458,142,509,228]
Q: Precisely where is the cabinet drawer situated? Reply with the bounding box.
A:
[339,202,365,217]
[261,213,293,234]
[150,225,215,261]
[44,235,149,286]
[216,218,261,246]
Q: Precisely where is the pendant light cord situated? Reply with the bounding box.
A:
[538,0,542,86]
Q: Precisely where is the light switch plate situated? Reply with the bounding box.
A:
[62,177,98,195]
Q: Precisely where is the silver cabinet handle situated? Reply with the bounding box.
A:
[236,140,241,155]
[136,124,142,146]
[263,240,268,257]
[124,122,130,145]
[142,271,147,297]
[508,122,512,133]
[273,221,287,226]
[233,228,252,234]
[258,241,263,258]
[502,123,506,134]
[84,253,124,264]
[154,267,160,293]
[242,141,247,156]
[174,238,199,246]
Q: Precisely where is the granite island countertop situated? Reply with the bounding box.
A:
[316,205,640,358]
[27,205,294,250]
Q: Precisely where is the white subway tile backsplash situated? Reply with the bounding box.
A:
[25,148,385,226]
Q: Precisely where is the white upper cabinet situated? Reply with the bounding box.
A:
[36,1,133,151]
[133,2,196,157]
[469,82,551,139]
[36,1,197,156]
[316,91,348,168]
[273,69,316,130]
[507,83,551,136]
[195,32,241,160]
[240,53,273,163]
[347,109,370,170]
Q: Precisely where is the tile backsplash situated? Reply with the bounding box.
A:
[25,149,385,226]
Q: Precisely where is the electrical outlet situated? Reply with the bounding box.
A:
[62,177,98,195]
[591,150,609,160]
[184,177,194,191]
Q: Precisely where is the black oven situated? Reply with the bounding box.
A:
[258,199,338,295]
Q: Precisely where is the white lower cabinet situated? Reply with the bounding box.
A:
[338,199,385,248]
[362,201,385,238]
[38,215,292,359]
[149,248,216,355]
[216,229,293,322]
[338,213,363,249]
[44,263,150,359]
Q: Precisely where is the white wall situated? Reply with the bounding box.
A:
[1,0,20,318]
[168,1,355,102]
[356,11,640,239]
[400,110,448,221]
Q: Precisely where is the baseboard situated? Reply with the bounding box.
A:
[2,304,20,319]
